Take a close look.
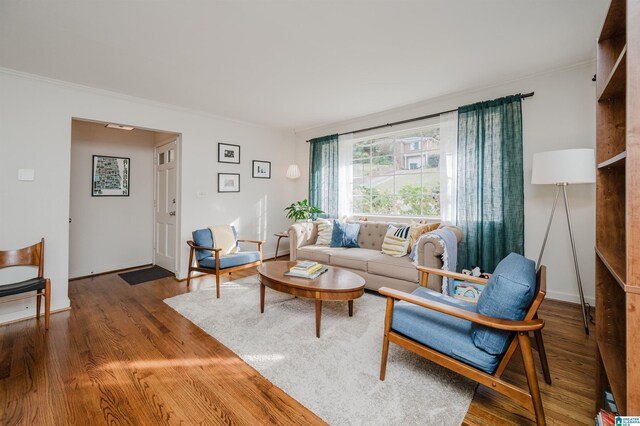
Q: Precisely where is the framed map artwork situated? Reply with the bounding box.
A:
[92,155,130,197]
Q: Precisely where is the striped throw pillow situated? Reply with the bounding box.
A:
[381,225,411,257]
[315,219,333,245]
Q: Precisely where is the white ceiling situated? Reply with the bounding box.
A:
[0,1,608,130]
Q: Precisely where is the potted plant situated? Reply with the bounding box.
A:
[284,199,324,221]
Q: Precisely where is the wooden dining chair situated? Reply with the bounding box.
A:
[0,238,51,329]
[379,253,551,426]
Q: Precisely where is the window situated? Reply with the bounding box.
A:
[349,124,441,217]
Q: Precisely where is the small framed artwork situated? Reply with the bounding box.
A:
[218,143,240,164]
[252,160,271,179]
[218,173,240,193]
[92,155,130,197]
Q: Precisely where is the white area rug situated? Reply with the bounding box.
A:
[164,275,475,425]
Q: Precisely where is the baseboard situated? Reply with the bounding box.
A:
[69,264,153,281]
[0,306,72,327]
[545,290,595,306]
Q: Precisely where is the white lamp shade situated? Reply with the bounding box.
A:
[286,164,301,179]
[531,149,595,185]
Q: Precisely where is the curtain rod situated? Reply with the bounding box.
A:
[306,92,534,142]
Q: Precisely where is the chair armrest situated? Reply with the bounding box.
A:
[186,241,222,253]
[416,266,488,285]
[237,239,264,245]
[379,287,543,331]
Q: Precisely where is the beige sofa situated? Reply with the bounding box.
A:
[288,220,463,293]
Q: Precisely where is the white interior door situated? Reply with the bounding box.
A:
[154,140,177,272]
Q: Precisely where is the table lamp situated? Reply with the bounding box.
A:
[532,148,595,334]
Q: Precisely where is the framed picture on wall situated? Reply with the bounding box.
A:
[92,155,130,197]
[218,173,240,193]
[252,160,271,179]
[218,143,240,164]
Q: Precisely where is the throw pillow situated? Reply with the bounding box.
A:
[330,220,360,248]
[408,222,440,254]
[381,224,411,257]
[315,219,333,245]
[471,253,537,355]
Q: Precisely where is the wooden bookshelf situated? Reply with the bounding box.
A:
[595,0,640,416]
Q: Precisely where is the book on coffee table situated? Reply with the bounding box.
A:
[284,266,328,279]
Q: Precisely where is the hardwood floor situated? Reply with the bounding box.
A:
[0,260,596,425]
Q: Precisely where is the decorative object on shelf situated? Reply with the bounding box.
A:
[532,148,595,334]
[286,164,301,179]
[284,199,323,221]
[218,173,240,193]
[218,143,240,164]
[92,155,130,196]
[252,160,271,179]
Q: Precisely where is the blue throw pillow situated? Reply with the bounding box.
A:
[330,220,360,248]
[471,253,537,355]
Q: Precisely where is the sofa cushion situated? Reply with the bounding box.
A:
[381,225,412,257]
[367,253,419,283]
[330,221,360,248]
[472,253,537,355]
[355,221,406,250]
[298,245,347,263]
[392,287,500,374]
[199,251,260,269]
[330,248,381,271]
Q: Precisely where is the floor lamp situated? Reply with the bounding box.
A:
[532,148,595,334]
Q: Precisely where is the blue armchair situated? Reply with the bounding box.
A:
[187,227,263,298]
[379,253,551,426]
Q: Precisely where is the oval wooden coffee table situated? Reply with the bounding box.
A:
[257,261,365,338]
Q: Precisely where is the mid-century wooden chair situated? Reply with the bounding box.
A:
[379,253,551,426]
[187,227,263,298]
[0,238,51,329]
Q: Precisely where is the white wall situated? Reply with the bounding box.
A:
[0,68,297,325]
[294,62,597,305]
[69,121,156,278]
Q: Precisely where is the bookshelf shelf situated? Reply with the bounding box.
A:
[597,339,627,415]
[596,246,626,290]
[597,151,626,169]
[598,45,626,101]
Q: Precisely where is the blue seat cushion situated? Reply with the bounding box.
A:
[192,227,239,261]
[472,253,537,355]
[0,277,46,298]
[391,286,501,374]
[330,220,360,248]
[199,251,260,270]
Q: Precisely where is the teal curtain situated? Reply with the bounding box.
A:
[456,95,524,272]
[309,134,339,218]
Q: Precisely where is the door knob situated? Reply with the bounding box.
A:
[169,211,176,216]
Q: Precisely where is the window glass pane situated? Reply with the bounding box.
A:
[370,155,394,177]
[352,142,371,160]
[168,149,175,163]
[159,152,165,165]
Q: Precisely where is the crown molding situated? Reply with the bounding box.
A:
[294,59,596,137]
[0,66,283,132]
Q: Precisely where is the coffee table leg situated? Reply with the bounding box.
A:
[260,284,265,313]
[315,300,322,338]
[348,300,354,317]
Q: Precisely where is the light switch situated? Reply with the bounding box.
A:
[18,169,35,181]
[197,191,208,198]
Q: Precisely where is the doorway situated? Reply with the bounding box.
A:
[69,119,180,279]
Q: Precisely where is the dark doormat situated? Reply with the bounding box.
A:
[119,265,174,285]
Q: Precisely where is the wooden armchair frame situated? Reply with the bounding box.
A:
[380,265,551,426]
[186,239,263,298]
[0,238,51,329]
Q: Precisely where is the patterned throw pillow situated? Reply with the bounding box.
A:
[381,225,411,257]
[315,219,333,245]
[408,222,440,254]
